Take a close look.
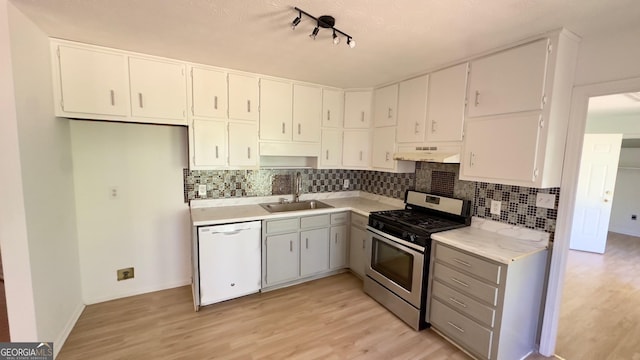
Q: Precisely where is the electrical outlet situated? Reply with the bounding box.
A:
[117,267,134,281]
[490,200,501,215]
[198,184,207,197]
[343,179,350,190]
[536,193,556,209]
[109,186,119,200]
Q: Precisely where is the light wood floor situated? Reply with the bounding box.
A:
[555,232,640,360]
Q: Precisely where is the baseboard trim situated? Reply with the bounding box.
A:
[54,302,85,359]
[83,279,191,305]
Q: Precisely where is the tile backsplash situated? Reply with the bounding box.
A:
[184,162,559,235]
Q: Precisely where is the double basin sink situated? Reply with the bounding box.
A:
[260,200,333,213]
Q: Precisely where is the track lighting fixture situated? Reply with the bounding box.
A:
[291,7,355,48]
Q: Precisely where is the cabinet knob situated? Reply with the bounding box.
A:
[388,107,392,118]
[474,90,480,106]
[214,96,218,110]
[110,90,115,106]
[298,123,301,135]
[361,111,365,122]
[215,145,219,159]
[282,122,285,134]
[247,100,251,113]
[327,110,331,121]
[326,150,329,160]
[138,93,144,108]
[431,120,436,133]
[247,147,251,159]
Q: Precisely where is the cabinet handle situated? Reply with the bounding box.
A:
[247,147,251,159]
[362,239,365,249]
[290,240,293,252]
[327,110,331,121]
[448,297,468,308]
[215,145,219,159]
[110,90,115,106]
[415,122,420,134]
[385,152,390,161]
[469,152,475,167]
[474,90,480,106]
[361,111,365,122]
[298,123,301,135]
[214,96,218,110]
[306,238,309,249]
[334,233,338,244]
[431,120,436,133]
[247,100,251,113]
[138,93,143,108]
[326,150,329,160]
[388,107,392,119]
[453,258,471,267]
[282,122,285,134]
[447,321,465,333]
[359,151,363,161]
[451,277,469,288]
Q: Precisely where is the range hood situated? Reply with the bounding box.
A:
[393,145,461,163]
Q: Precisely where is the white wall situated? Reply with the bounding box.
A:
[609,148,640,236]
[7,1,84,351]
[0,0,38,341]
[586,113,640,137]
[69,121,191,304]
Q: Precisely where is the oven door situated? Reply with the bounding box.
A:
[366,228,425,308]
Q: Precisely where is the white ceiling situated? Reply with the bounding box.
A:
[8,0,640,88]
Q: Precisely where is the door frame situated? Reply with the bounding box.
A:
[539,76,640,355]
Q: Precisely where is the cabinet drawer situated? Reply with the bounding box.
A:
[435,243,502,284]
[265,218,299,234]
[433,263,499,306]
[431,299,493,359]
[300,214,330,229]
[431,280,496,328]
[351,213,368,229]
[331,212,349,225]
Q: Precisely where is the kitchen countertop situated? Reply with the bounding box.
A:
[190,191,404,226]
[432,217,550,264]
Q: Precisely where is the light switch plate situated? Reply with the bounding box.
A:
[490,200,501,215]
[343,179,350,189]
[536,193,556,209]
[198,184,207,197]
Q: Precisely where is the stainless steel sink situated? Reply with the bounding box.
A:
[260,200,333,213]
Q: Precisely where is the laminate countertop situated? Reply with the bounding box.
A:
[190,191,404,227]
[432,217,550,264]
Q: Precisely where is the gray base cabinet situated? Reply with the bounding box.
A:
[428,242,547,360]
[349,212,369,278]
[264,232,299,285]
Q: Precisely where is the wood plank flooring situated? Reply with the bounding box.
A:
[555,232,640,360]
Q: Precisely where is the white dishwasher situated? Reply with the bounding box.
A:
[198,221,261,306]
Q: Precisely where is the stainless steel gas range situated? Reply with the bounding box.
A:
[364,190,470,330]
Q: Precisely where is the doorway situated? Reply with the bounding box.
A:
[538,77,640,356]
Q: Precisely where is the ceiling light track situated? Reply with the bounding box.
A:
[291,7,356,48]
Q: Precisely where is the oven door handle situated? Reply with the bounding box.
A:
[367,227,426,253]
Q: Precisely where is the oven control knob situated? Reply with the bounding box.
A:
[409,234,416,242]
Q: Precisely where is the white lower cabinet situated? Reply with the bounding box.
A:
[349,212,369,278]
[428,242,547,360]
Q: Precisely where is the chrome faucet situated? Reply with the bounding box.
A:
[294,172,302,203]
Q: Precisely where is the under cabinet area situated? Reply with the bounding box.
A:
[428,241,547,360]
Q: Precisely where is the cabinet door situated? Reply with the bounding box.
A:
[191,67,228,118]
[57,45,129,116]
[129,57,187,121]
[192,120,227,167]
[293,84,322,142]
[467,39,550,118]
[322,89,344,128]
[427,63,468,142]
[372,127,396,170]
[259,79,293,141]
[264,232,299,286]
[330,225,349,270]
[344,91,372,128]
[349,226,367,278]
[300,228,330,277]
[374,84,399,127]
[342,130,371,168]
[320,129,343,168]
[397,75,429,143]
[461,114,541,185]
[228,122,258,167]
[228,74,259,121]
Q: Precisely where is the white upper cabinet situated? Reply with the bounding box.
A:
[192,119,227,167]
[191,67,228,119]
[228,74,259,121]
[374,84,399,127]
[372,127,397,169]
[56,45,129,117]
[467,39,550,118]
[320,129,343,168]
[426,63,468,142]
[259,79,293,141]
[129,57,187,122]
[322,89,344,128]
[396,75,429,143]
[228,122,258,167]
[293,84,322,142]
[342,130,371,168]
[344,91,373,129]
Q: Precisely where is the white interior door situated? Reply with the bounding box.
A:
[569,133,623,253]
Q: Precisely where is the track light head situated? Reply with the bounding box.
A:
[332,30,340,45]
[347,37,356,49]
[291,16,301,29]
[309,26,320,40]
